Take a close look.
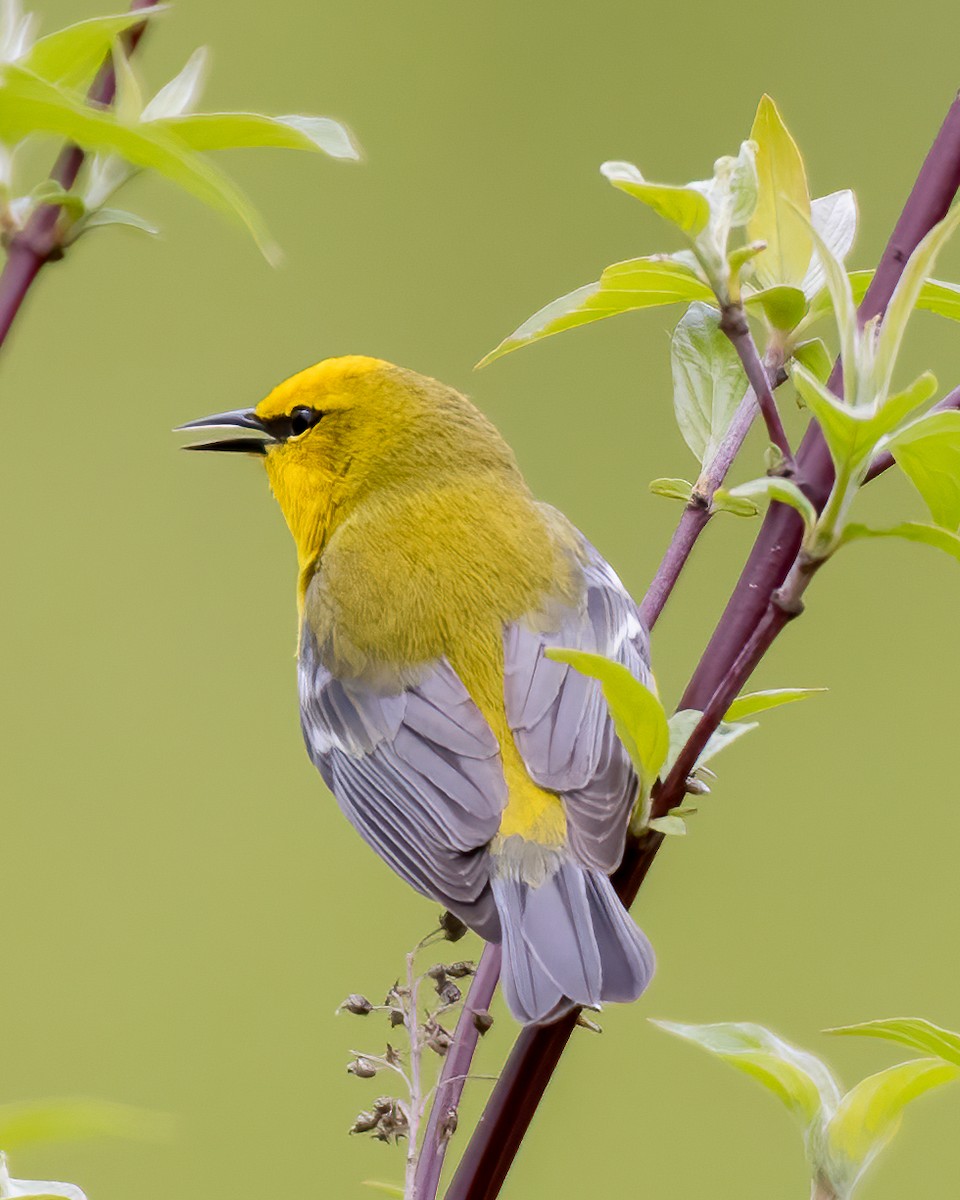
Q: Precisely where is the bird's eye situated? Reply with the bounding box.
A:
[289,406,320,437]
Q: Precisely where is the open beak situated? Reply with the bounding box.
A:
[175,408,273,455]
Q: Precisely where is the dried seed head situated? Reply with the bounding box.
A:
[424,1019,453,1056]
[437,1105,459,1144]
[472,1009,494,1035]
[389,1008,406,1028]
[439,911,468,942]
[347,1056,378,1078]
[339,993,373,1015]
[439,981,462,1006]
[445,961,476,978]
[373,1098,409,1143]
[373,1096,395,1115]
[349,1110,380,1134]
[385,1043,403,1067]
[426,964,448,981]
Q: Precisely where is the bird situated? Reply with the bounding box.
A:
[180,355,655,1024]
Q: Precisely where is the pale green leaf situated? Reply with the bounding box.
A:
[824,1059,958,1196]
[794,203,858,398]
[0,65,278,260]
[825,1017,960,1066]
[652,1020,839,1124]
[725,687,826,722]
[600,160,710,236]
[802,190,858,298]
[649,477,694,502]
[80,206,159,236]
[723,139,759,227]
[362,1184,405,1198]
[888,410,960,528]
[711,491,759,517]
[717,477,817,533]
[141,46,208,120]
[875,203,960,402]
[841,521,960,564]
[671,301,748,464]
[20,9,165,89]
[792,338,833,383]
[743,284,808,331]
[747,95,812,289]
[647,814,687,836]
[661,710,757,780]
[110,40,142,124]
[545,649,668,788]
[0,1099,170,1149]
[157,111,360,160]
[477,258,713,366]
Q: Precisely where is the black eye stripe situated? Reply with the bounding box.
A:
[261,406,324,442]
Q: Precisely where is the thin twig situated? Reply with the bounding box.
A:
[445,92,960,1200]
[640,351,783,629]
[405,948,424,1199]
[413,947,501,1200]
[719,303,794,472]
[0,0,156,351]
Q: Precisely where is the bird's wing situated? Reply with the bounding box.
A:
[298,629,507,939]
[503,525,652,873]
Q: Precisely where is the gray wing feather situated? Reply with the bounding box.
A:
[299,630,506,939]
[504,530,652,873]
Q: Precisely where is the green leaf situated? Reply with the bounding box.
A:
[0,1099,170,1149]
[652,1020,839,1125]
[671,302,748,464]
[477,258,713,366]
[744,284,808,331]
[716,477,818,534]
[600,160,710,236]
[362,1184,405,1198]
[79,206,159,236]
[725,687,826,723]
[792,338,833,383]
[802,190,858,299]
[825,1017,960,1066]
[647,814,687,836]
[841,521,960,564]
[792,365,936,475]
[875,202,960,402]
[888,410,960,528]
[747,95,812,289]
[849,270,960,323]
[0,65,279,260]
[20,9,166,89]
[156,111,360,160]
[649,477,694,503]
[823,1059,958,1196]
[545,649,669,789]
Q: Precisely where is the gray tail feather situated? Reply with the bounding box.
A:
[491,858,655,1025]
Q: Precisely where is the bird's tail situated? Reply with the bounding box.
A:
[491,856,655,1025]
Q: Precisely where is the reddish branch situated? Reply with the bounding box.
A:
[0,0,156,350]
[444,93,960,1200]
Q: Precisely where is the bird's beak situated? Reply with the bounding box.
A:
[175,408,273,455]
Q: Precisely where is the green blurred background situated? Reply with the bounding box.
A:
[4,1,960,1197]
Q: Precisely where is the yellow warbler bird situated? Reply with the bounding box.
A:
[181,355,654,1024]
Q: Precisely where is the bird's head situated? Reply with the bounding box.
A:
[179,354,521,578]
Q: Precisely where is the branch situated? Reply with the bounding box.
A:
[0,0,156,352]
[444,92,960,1200]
